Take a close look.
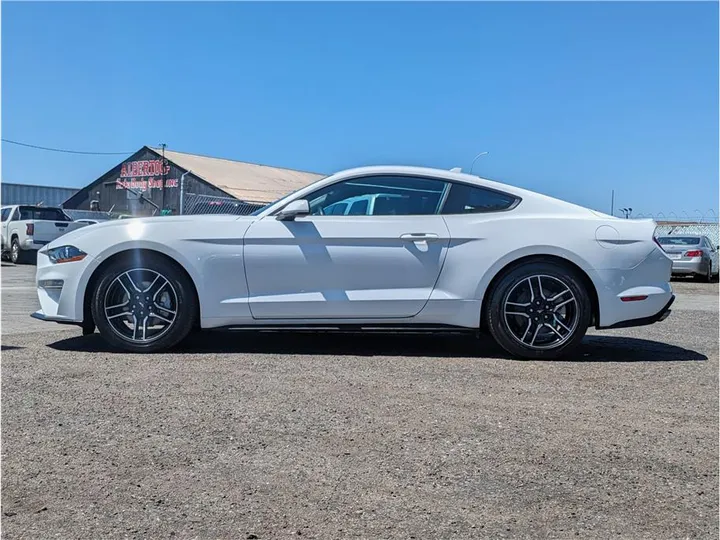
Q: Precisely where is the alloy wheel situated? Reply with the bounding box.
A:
[502,274,580,350]
[103,268,179,343]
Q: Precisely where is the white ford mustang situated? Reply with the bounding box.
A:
[33,166,674,359]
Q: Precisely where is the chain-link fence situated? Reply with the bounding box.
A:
[63,209,120,221]
[654,222,719,248]
[180,192,266,216]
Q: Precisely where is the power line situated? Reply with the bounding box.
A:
[2,138,133,155]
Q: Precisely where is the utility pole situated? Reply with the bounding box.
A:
[179,171,191,215]
[159,143,167,213]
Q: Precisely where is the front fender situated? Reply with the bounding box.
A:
[76,240,206,323]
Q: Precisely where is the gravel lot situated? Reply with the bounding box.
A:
[2,263,718,539]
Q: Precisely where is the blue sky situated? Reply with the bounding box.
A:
[2,2,718,217]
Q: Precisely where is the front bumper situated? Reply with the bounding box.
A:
[30,310,82,326]
[32,249,99,324]
[598,295,674,330]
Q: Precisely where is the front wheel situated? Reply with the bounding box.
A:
[484,261,593,360]
[91,253,198,353]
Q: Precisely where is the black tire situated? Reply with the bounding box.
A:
[693,265,712,283]
[91,253,198,353]
[10,238,30,264]
[484,261,593,360]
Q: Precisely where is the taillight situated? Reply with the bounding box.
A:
[621,295,648,302]
[26,223,34,236]
[685,250,703,257]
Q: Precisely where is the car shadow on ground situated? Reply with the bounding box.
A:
[48,331,707,362]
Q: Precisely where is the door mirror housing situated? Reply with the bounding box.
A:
[276,199,310,221]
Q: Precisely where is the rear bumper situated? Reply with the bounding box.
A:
[22,238,49,250]
[598,295,674,330]
[671,259,706,275]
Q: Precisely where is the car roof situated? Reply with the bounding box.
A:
[255,164,598,218]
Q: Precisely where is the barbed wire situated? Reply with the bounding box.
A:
[632,210,718,223]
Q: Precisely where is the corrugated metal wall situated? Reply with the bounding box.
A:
[1,183,78,207]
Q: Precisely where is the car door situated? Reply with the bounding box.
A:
[0,207,12,247]
[242,175,451,320]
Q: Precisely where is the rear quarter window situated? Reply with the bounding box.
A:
[442,183,518,214]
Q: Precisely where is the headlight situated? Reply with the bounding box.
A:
[47,246,87,264]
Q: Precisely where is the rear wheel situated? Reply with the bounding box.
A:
[91,253,197,353]
[694,263,712,283]
[10,238,31,264]
[484,261,592,360]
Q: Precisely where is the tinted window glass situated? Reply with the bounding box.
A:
[657,237,701,246]
[347,199,369,215]
[442,183,517,214]
[18,207,71,221]
[306,176,447,216]
[325,202,348,215]
[1,208,10,222]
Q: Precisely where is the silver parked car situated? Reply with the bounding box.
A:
[656,235,719,282]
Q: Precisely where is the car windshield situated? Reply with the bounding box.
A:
[250,204,271,216]
[249,179,330,216]
[657,237,701,246]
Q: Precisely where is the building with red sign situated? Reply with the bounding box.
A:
[62,146,324,217]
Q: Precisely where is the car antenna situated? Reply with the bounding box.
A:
[450,167,462,172]
[469,151,489,174]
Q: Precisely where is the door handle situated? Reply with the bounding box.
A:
[400,233,439,242]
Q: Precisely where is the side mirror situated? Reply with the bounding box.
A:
[276,199,310,221]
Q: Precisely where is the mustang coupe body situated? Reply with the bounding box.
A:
[32,166,674,359]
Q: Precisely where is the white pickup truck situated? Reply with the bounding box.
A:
[1,205,88,264]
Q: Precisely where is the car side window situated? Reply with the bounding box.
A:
[305,175,448,216]
[10,208,20,221]
[347,199,369,215]
[1,208,10,222]
[441,183,518,214]
[324,202,348,216]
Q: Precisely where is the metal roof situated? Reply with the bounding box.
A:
[150,147,325,203]
[1,182,79,207]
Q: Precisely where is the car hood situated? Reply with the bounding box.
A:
[45,214,257,250]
